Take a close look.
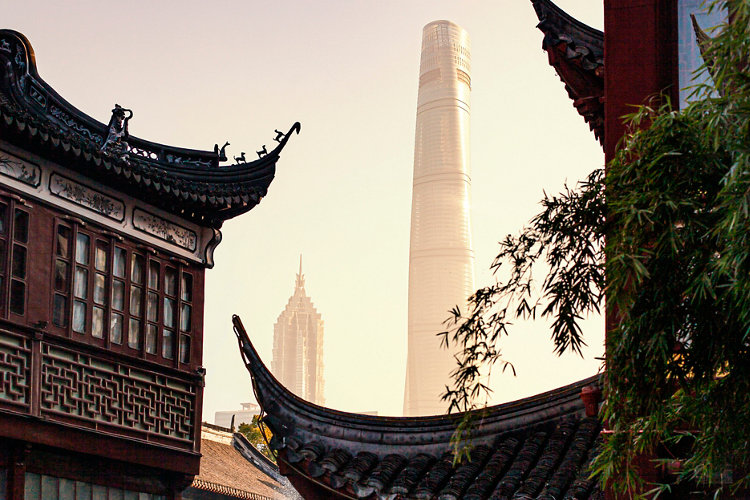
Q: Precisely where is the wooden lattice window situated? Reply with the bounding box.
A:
[51,218,195,367]
[0,199,31,319]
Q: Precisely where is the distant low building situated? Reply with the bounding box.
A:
[214,402,261,429]
[271,257,324,405]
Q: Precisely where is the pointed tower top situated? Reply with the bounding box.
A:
[295,254,305,289]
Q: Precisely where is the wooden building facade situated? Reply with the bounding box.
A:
[0,29,298,500]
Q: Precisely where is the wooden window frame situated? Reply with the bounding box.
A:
[49,218,196,370]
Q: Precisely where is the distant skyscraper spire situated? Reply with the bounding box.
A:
[272,257,325,405]
[404,20,475,416]
[296,254,304,289]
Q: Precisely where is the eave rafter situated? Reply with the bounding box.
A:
[531,0,605,145]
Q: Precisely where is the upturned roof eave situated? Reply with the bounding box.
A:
[0,29,300,225]
[530,0,605,145]
[232,315,600,456]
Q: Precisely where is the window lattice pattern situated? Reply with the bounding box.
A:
[40,344,194,441]
[0,329,30,408]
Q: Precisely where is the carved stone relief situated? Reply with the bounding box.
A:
[49,173,125,221]
[133,208,197,252]
[0,150,41,187]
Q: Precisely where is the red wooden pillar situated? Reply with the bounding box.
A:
[603,1,679,497]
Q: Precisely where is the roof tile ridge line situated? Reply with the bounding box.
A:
[235,312,600,434]
[530,0,603,40]
[191,478,275,500]
[232,431,284,478]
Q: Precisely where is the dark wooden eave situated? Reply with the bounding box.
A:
[233,315,604,499]
[0,29,299,228]
[531,0,604,146]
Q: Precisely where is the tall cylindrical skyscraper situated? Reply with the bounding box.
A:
[404,21,474,416]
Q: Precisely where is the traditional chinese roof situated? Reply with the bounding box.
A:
[531,0,604,145]
[185,424,299,500]
[233,315,604,500]
[0,30,299,228]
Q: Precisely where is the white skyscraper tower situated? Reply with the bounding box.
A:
[404,21,474,416]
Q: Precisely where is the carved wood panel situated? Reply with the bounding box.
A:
[0,329,30,410]
[40,344,194,442]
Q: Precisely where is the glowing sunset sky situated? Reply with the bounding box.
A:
[7,0,605,418]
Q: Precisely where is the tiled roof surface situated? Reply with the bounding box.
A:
[531,0,604,145]
[279,416,603,499]
[193,435,285,499]
[0,29,299,227]
[232,315,604,500]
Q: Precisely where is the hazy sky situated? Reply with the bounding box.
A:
[7,0,605,418]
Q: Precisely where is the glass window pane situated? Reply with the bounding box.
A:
[164,298,175,328]
[11,244,25,279]
[92,485,107,500]
[109,488,124,500]
[9,279,24,315]
[113,247,126,278]
[131,254,144,284]
[181,273,193,302]
[164,267,177,296]
[72,300,86,333]
[110,313,123,344]
[13,209,28,243]
[130,285,142,316]
[95,241,109,272]
[180,304,191,332]
[112,280,125,310]
[94,273,106,304]
[24,472,41,500]
[74,267,88,299]
[75,233,90,265]
[56,225,71,258]
[75,481,91,500]
[162,329,174,359]
[147,291,158,322]
[149,261,159,289]
[41,473,58,500]
[0,240,5,269]
[55,259,69,291]
[180,335,190,364]
[59,478,75,500]
[128,318,140,349]
[0,203,6,234]
[146,324,158,354]
[53,294,67,327]
[92,307,105,338]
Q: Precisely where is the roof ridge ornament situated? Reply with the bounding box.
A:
[101,104,133,162]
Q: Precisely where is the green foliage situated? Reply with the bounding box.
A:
[442,0,750,494]
[237,415,276,463]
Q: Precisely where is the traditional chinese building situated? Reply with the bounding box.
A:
[230,0,726,498]
[0,29,298,500]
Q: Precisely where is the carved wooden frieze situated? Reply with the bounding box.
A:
[41,343,195,442]
[133,209,197,252]
[49,173,125,221]
[0,149,41,187]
